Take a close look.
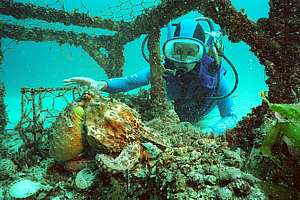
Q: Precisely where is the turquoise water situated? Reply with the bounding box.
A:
[1,0,269,129]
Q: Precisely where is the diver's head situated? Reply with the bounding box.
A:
[163,19,206,74]
[173,42,200,73]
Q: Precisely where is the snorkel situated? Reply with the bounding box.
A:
[141,17,239,100]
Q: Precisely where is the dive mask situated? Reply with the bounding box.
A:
[162,37,206,64]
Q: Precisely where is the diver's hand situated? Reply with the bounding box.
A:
[64,77,107,90]
[211,114,237,135]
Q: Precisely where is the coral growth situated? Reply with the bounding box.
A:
[92,117,265,199]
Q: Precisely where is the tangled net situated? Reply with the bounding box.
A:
[17,87,83,146]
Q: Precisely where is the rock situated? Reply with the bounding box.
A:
[189,150,201,161]
[9,179,42,199]
[247,186,266,200]
[142,142,161,159]
[174,172,186,191]
[132,167,148,178]
[217,187,233,200]
[75,167,96,190]
[229,179,251,197]
[187,171,205,186]
[218,167,242,185]
[204,175,217,185]
[241,172,260,185]
[223,149,241,161]
[208,164,219,176]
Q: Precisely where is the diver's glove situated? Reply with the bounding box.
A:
[64,77,107,91]
[210,114,237,135]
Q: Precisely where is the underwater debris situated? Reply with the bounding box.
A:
[111,89,180,122]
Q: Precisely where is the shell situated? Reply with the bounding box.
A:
[75,167,96,189]
[9,179,41,199]
[49,103,85,161]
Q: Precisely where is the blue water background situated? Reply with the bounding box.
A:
[1,0,269,129]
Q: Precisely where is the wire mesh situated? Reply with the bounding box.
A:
[17,86,84,146]
[14,0,161,22]
[102,0,161,21]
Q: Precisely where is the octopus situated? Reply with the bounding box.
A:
[49,91,167,173]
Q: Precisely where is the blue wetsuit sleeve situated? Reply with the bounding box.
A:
[104,67,150,93]
[216,75,236,117]
[211,74,237,134]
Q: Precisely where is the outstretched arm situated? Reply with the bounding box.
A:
[104,68,150,93]
[211,75,237,135]
[64,68,150,93]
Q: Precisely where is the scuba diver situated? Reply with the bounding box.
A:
[64,18,238,135]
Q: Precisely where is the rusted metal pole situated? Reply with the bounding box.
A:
[18,88,30,144]
[0,0,130,32]
[0,39,7,134]
[0,39,3,65]
[0,83,7,134]
[147,28,168,117]
[30,89,37,143]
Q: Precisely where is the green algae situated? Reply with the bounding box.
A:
[260,92,300,157]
